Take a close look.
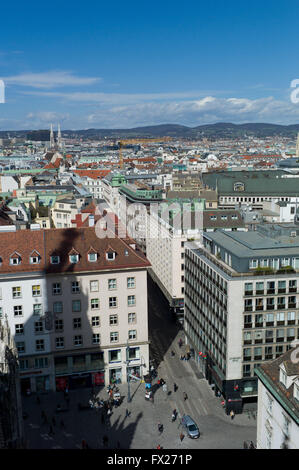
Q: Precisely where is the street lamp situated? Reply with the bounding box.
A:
[126,340,131,403]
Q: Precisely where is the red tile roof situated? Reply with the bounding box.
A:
[73,169,111,179]
[0,227,150,274]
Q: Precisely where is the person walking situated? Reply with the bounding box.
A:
[179,433,184,442]
[173,383,178,392]
[183,392,188,401]
[125,408,130,418]
[158,422,163,433]
[230,410,235,420]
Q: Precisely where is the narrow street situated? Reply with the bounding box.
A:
[147,274,257,448]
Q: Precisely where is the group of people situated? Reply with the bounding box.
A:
[180,353,191,361]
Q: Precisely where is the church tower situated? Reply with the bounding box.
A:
[50,123,55,149]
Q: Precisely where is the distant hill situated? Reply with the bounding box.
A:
[2,122,299,140]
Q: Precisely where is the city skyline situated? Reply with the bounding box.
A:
[1,0,299,130]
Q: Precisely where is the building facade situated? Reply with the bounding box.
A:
[184,226,299,412]
[0,226,150,393]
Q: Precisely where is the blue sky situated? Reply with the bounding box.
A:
[1,0,299,130]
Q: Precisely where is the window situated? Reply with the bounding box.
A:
[72,300,81,312]
[55,337,64,349]
[243,348,251,361]
[108,349,121,362]
[91,298,99,310]
[50,255,60,264]
[91,316,100,327]
[244,299,252,311]
[256,282,264,294]
[52,283,61,295]
[287,328,295,340]
[287,311,295,323]
[267,282,275,294]
[33,304,42,316]
[266,313,274,325]
[249,259,258,269]
[69,254,79,264]
[243,331,252,344]
[34,321,43,333]
[19,359,29,370]
[128,312,136,324]
[255,298,263,311]
[88,253,97,262]
[128,347,140,360]
[71,281,80,293]
[0,307,2,319]
[127,277,135,289]
[276,329,285,342]
[266,298,275,310]
[109,297,117,308]
[53,301,63,314]
[15,324,24,335]
[35,357,48,368]
[55,319,64,332]
[110,332,119,343]
[14,305,22,316]
[281,257,290,267]
[128,329,137,341]
[108,279,117,290]
[35,339,44,351]
[278,281,286,293]
[289,280,297,292]
[16,342,25,353]
[12,286,21,298]
[288,296,296,308]
[10,255,20,265]
[265,330,273,343]
[73,317,82,329]
[244,283,253,295]
[73,335,82,346]
[92,333,100,344]
[90,280,99,292]
[277,312,285,324]
[128,295,136,306]
[244,315,252,328]
[109,314,118,325]
[32,285,41,297]
[106,252,115,261]
[277,297,285,309]
[30,255,40,264]
[243,364,251,377]
[260,259,269,268]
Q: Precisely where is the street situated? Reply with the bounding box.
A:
[21,274,256,449]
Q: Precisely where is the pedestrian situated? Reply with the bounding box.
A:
[81,439,87,449]
[179,432,184,442]
[243,441,248,449]
[173,383,178,392]
[230,410,235,420]
[249,441,255,449]
[52,416,56,426]
[156,444,162,449]
[183,392,188,401]
[60,419,65,429]
[158,422,163,433]
[125,408,130,418]
[107,408,112,417]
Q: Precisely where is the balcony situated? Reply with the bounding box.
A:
[244,323,252,329]
[289,287,297,293]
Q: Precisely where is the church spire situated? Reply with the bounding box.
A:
[57,123,62,149]
[50,123,55,149]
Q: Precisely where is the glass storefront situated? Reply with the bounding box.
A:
[109,368,122,384]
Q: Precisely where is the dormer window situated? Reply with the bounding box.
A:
[50,255,60,264]
[88,253,97,262]
[10,252,21,265]
[69,254,79,264]
[30,251,41,264]
[106,252,115,261]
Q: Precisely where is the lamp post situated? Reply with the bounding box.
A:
[126,340,131,403]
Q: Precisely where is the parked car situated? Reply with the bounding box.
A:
[181,414,200,439]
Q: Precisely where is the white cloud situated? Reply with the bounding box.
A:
[4,71,100,89]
